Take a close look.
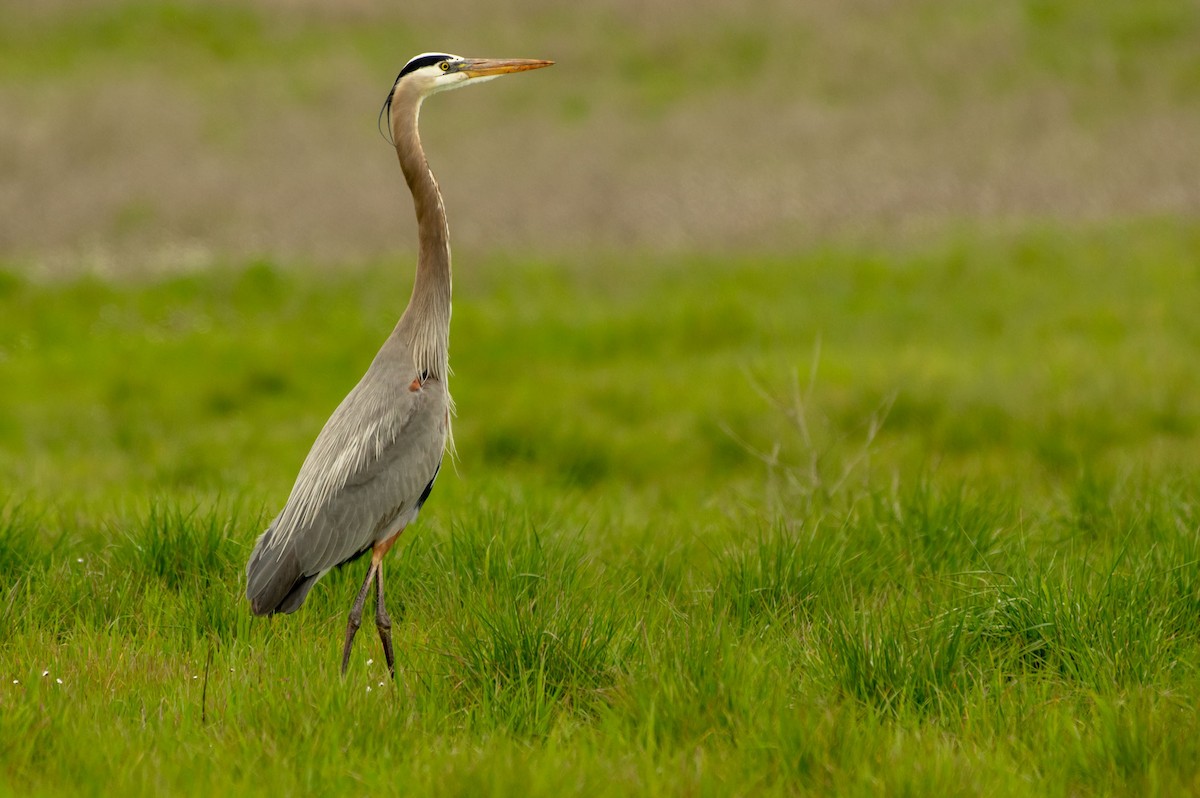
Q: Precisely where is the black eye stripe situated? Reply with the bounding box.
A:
[381,54,457,144]
[398,54,454,78]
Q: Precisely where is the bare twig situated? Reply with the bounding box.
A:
[201,640,213,725]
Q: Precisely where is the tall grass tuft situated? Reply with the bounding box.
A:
[429,519,635,734]
[108,502,251,639]
[0,502,51,581]
[874,482,1011,576]
[711,524,831,629]
[822,596,976,716]
[0,503,54,637]
[113,502,245,591]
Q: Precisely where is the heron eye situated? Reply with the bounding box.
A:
[438,61,451,71]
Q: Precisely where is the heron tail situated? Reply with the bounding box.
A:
[245,523,314,616]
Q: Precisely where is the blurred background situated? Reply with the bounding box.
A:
[1,0,1199,508]
[3,0,1198,273]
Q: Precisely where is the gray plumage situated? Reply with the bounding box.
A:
[242,52,553,674]
[244,360,448,615]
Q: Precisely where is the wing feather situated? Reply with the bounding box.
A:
[246,361,448,612]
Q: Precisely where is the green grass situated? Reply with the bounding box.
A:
[3,222,1200,794]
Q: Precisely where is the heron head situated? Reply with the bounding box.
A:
[380,53,553,142]
[394,53,554,96]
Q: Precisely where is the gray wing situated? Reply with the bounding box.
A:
[246,364,448,615]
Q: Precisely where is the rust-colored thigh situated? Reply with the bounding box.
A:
[372,526,406,564]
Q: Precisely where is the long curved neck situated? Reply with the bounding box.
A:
[390,82,451,380]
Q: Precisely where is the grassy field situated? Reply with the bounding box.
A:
[4,0,1200,795]
[4,224,1200,795]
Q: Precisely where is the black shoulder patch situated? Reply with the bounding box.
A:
[416,463,441,510]
[398,53,453,78]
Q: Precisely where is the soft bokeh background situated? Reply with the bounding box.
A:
[3,0,1198,272]
[2,0,1200,506]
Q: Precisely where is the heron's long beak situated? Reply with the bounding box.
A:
[460,58,554,78]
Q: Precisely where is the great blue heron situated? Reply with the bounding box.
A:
[245,53,554,676]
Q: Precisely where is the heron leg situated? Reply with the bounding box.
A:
[375,562,396,679]
[341,560,379,676]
